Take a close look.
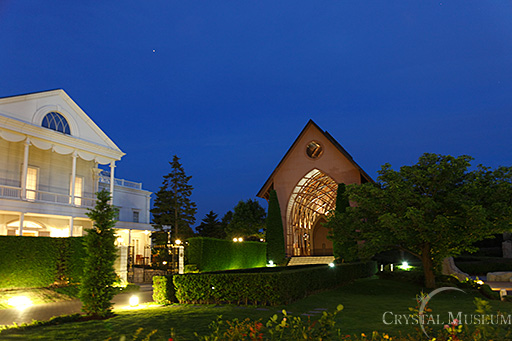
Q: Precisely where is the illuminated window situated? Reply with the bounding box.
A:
[41,112,71,135]
[306,141,323,159]
[70,176,83,205]
[26,167,38,200]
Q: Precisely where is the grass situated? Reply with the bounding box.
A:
[1,277,511,340]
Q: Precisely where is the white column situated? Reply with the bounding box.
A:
[109,161,116,201]
[19,212,24,236]
[69,217,74,237]
[70,151,77,205]
[145,194,151,224]
[21,139,30,200]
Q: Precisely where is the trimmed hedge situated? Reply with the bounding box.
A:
[187,237,266,272]
[0,236,85,289]
[153,275,176,304]
[154,261,376,306]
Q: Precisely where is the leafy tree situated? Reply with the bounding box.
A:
[196,211,226,239]
[221,210,233,232]
[325,153,512,288]
[266,190,286,264]
[80,189,118,318]
[225,199,266,239]
[328,183,358,263]
[151,155,197,242]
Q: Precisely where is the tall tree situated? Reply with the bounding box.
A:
[225,199,266,239]
[265,190,286,264]
[325,153,512,288]
[80,189,118,318]
[328,183,357,263]
[151,155,197,242]
[196,211,226,239]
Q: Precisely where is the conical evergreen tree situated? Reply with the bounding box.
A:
[196,211,226,239]
[80,189,118,318]
[266,190,286,264]
[151,155,197,241]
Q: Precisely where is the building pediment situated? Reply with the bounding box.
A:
[0,89,124,163]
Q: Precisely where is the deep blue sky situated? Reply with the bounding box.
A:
[1,1,511,225]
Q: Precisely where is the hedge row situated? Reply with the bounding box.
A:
[0,236,85,289]
[187,237,266,272]
[154,261,376,306]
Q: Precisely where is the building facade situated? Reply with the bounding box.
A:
[0,89,153,265]
[257,120,373,257]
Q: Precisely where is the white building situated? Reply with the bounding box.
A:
[0,89,153,265]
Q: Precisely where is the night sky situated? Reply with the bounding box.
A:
[1,1,511,225]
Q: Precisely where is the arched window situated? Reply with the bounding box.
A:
[41,112,71,135]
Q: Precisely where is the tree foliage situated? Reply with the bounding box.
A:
[328,183,358,263]
[225,199,266,239]
[325,153,512,288]
[266,190,286,264]
[80,189,118,317]
[151,155,197,241]
[196,211,226,239]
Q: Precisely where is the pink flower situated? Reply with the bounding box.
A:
[451,319,459,326]
[444,324,450,330]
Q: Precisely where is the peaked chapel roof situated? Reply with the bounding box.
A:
[257,119,374,199]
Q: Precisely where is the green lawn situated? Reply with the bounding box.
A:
[1,278,511,340]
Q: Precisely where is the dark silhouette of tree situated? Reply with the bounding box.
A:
[265,190,286,264]
[151,155,196,242]
[196,211,226,239]
[225,199,266,239]
[325,153,512,288]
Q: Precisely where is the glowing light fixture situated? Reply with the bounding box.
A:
[129,295,139,307]
[143,230,150,235]
[116,237,124,244]
[175,239,182,245]
[267,260,276,267]
[233,238,238,242]
[476,279,484,285]
[8,296,33,310]
[162,261,167,265]
[238,237,243,242]
[328,262,335,268]
[398,261,412,271]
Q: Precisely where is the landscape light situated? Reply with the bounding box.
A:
[398,261,412,271]
[8,296,32,310]
[267,260,276,267]
[162,261,167,265]
[238,237,243,242]
[129,295,139,307]
[328,262,335,268]
[233,238,238,242]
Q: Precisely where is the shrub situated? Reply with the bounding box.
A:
[166,261,376,306]
[0,236,85,289]
[153,275,176,304]
[187,237,266,272]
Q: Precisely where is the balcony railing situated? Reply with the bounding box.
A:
[98,175,142,190]
[0,184,95,208]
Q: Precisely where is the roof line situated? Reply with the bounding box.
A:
[256,119,373,198]
[0,89,64,100]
